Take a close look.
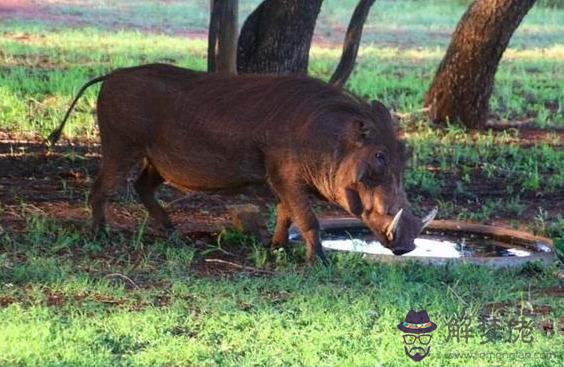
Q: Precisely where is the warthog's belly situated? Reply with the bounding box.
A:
[147,147,266,192]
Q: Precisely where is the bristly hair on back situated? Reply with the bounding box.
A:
[173,71,404,157]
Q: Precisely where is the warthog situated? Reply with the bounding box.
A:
[49,63,436,264]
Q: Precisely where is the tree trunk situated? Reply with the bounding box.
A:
[208,0,238,74]
[237,0,323,74]
[330,0,376,88]
[424,0,536,129]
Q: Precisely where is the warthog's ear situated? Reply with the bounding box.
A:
[370,100,397,128]
[345,186,363,217]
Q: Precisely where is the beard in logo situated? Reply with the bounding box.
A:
[404,346,430,362]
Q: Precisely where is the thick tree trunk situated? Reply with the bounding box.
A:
[208,0,238,74]
[424,0,536,129]
[237,0,323,74]
[330,0,376,88]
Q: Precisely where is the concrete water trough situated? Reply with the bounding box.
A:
[288,218,555,267]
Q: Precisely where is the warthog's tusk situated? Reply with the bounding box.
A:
[389,208,404,235]
[421,207,438,229]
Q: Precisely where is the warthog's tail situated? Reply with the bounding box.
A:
[47,75,108,145]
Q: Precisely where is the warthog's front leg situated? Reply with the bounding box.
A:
[270,183,328,265]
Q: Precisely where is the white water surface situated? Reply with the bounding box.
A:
[320,237,531,258]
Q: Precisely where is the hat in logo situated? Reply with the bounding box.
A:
[397,310,437,334]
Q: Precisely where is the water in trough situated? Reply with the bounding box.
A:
[288,219,553,260]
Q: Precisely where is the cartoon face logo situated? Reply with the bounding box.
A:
[397,310,437,362]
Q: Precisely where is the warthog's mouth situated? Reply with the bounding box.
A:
[392,246,415,256]
[366,207,438,256]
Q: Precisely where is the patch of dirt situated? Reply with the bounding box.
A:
[0,1,92,30]
[531,286,564,298]
[44,288,65,307]
[0,285,167,311]
[401,120,563,147]
[484,124,564,147]
[0,1,209,42]
[0,296,17,307]
[0,0,33,14]
[538,318,564,336]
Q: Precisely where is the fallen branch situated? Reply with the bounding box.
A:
[485,118,535,129]
[104,273,140,289]
[165,194,193,208]
[204,258,275,274]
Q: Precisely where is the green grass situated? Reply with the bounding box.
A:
[1,218,563,366]
[0,1,563,366]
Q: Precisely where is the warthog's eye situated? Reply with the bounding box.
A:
[375,151,388,167]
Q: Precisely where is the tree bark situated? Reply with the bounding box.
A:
[237,0,323,74]
[208,0,238,74]
[424,0,536,129]
[330,0,376,88]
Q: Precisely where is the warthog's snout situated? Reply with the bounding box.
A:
[380,207,438,256]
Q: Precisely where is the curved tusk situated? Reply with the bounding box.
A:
[421,207,438,229]
[389,208,404,235]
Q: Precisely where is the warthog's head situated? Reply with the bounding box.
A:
[335,101,437,255]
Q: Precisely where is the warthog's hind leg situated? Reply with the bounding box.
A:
[90,152,140,233]
[134,160,175,232]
